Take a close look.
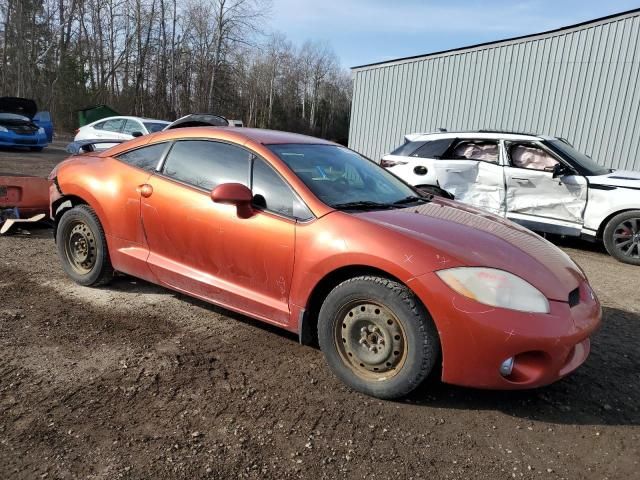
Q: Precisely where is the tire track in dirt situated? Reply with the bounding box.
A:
[1,232,639,479]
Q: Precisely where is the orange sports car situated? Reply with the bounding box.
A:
[49,127,601,399]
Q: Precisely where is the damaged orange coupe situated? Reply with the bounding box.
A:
[49,127,601,399]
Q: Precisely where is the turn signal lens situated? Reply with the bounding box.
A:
[436,267,550,314]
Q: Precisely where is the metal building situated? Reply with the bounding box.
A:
[348,9,640,171]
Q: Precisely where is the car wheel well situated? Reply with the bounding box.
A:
[52,195,89,241]
[300,266,412,346]
[597,209,639,239]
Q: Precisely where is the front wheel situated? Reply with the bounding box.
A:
[56,205,114,285]
[318,276,440,399]
[603,210,640,265]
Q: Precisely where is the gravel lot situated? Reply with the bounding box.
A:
[1,145,638,479]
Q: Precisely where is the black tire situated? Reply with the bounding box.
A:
[318,276,440,399]
[416,185,454,200]
[30,147,44,152]
[603,210,640,265]
[56,205,114,286]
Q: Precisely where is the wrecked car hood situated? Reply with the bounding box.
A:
[354,199,585,302]
[588,170,640,189]
[0,97,37,119]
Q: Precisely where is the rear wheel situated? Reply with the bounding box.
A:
[603,210,640,265]
[56,205,113,285]
[318,276,440,399]
[30,147,44,152]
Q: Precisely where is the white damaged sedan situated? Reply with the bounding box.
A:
[382,131,640,265]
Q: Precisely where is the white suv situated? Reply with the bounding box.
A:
[382,131,640,265]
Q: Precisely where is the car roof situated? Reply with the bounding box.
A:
[99,127,336,157]
[405,131,545,142]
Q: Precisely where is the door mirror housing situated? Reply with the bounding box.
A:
[131,131,144,138]
[551,163,571,179]
[211,183,253,218]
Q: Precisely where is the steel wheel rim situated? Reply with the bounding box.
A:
[613,218,640,259]
[63,220,97,274]
[334,300,407,381]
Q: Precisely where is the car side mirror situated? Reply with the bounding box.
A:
[131,131,144,138]
[551,163,570,179]
[211,183,253,218]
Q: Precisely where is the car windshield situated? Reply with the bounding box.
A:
[546,139,610,176]
[268,144,420,209]
[143,122,169,133]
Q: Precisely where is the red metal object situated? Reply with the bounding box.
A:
[0,174,49,217]
[50,127,602,389]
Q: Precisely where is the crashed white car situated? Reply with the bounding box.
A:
[382,131,640,265]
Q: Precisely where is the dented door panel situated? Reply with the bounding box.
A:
[504,167,587,225]
[434,160,506,216]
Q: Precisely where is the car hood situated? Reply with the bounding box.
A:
[588,169,640,189]
[354,199,585,302]
[0,97,37,119]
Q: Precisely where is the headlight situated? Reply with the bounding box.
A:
[436,267,550,313]
[0,126,8,132]
[38,127,45,134]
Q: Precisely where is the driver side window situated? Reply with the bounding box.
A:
[509,144,559,171]
[251,157,312,220]
[122,119,143,135]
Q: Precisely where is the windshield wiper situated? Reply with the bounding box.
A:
[332,201,396,211]
[392,195,430,205]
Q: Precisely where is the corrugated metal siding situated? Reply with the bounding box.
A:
[348,11,640,171]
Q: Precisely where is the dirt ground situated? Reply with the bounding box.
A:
[1,146,638,479]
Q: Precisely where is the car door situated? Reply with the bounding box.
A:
[140,139,302,326]
[90,142,171,281]
[432,138,506,215]
[503,141,587,234]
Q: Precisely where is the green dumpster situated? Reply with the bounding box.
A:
[77,105,121,127]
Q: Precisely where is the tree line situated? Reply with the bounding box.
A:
[0,0,352,142]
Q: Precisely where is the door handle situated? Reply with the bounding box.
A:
[512,177,530,182]
[446,169,463,173]
[137,184,153,197]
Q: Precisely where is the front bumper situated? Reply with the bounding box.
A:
[408,272,602,389]
[0,130,48,148]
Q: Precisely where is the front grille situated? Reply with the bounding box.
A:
[13,138,37,145]
[7,125,38,134]
[568,288,580,307]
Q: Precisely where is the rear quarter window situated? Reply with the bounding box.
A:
[390,141,425,157]
[411,138,455,159]
[117,143,169,171]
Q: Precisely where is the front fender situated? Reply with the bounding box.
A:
[584,187,640,232]
[289,211,466,319]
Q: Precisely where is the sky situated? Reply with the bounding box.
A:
[271,0,640,68]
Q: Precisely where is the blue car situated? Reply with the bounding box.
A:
[34,111,54,142]
[0,97,48,151]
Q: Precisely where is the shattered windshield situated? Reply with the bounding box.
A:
[546,139,610,176]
